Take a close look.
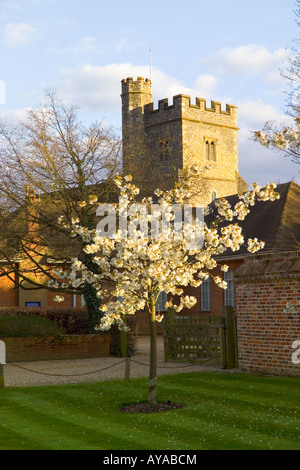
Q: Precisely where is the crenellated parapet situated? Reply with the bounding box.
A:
[121,77,237,128]
[144,94,238,129]
[121,77,152,109]
[121,76,152,90]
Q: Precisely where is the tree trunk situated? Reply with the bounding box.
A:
[148,294,157,404]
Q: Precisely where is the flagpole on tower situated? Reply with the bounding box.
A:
[149,49,152,81]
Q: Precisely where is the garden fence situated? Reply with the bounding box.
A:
[163,307,237,369]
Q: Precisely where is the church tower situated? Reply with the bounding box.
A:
[121,77,248,205]
[121,77,152,176]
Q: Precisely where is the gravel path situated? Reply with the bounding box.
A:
[3,336,223,387]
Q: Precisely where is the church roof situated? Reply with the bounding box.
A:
[208,181,300,257]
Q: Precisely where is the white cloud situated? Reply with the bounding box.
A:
[3,22,39,47]
[1,1,20,11]
[56,63,223,118]
[0,108,30,123]
[203,44,289,76]
[264,69,286,87]
[235,98,298,185]
[58,63,133,112]
[56,63,192,115]
[192,74,219,99]
[238,138,299,186]
[238,99,288,129]
[45,36,107,58]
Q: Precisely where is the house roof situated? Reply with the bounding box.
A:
[207,181,300,257]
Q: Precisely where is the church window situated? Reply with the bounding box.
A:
[210,141,216,161]
[205,139,217,162]
[205,141,210,160]
[159,138,170,161]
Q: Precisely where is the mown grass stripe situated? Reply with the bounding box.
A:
[0,372,299,450]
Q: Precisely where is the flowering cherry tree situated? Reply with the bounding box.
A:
[253,118,300,164]
[253,1,300,164]
[53,172,279,404]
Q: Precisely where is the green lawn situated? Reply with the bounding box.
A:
[0,371,299,450]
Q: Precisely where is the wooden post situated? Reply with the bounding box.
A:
[124,356,131,381]
[220,316,227,369]
[0,340,5,388]
[223,306,237,369]
[164,308,176,362]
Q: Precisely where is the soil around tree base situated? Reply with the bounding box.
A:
[118,401,185,413]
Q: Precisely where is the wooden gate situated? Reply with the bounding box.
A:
[163,307,237,369]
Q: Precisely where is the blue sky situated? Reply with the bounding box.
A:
[0,0,299,186]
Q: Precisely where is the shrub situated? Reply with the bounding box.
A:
[0,307,89,334]
[0,314,67,338]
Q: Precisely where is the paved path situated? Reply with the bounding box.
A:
[3,335,223,387]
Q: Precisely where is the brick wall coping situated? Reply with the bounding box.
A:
[234,251,300,282]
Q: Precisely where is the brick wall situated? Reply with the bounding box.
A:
[0,271,19,307]
[235,253,300,377]
[47,290,75,308]
[3,334,110,362]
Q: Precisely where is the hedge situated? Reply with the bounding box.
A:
[0,307,138,355]
[0,314,67,338]
[0,307,89,334]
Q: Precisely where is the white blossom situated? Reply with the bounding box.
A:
[221,265,229,272]
[53,174,279,333]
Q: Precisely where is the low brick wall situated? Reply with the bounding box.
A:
[3,334,110,362]
[235,253,300,377]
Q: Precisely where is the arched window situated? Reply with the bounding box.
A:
[205,141,210,160]
[210,141,216,161]
[159,138,170,161]
[204,139,217,162]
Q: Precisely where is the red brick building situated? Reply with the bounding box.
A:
[235,251,300,377]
